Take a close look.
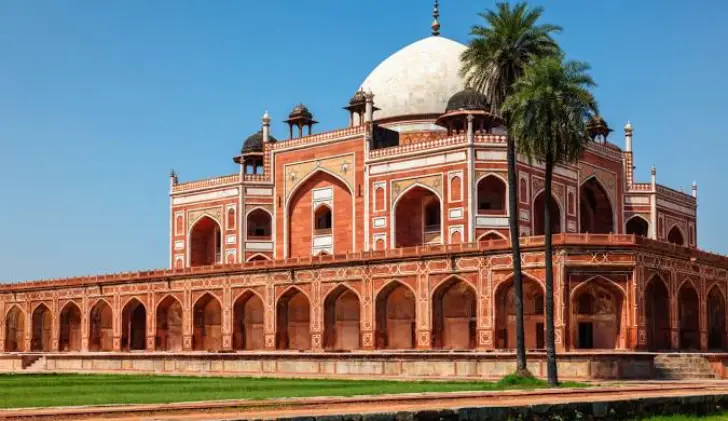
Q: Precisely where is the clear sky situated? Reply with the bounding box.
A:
[1,0,726,282]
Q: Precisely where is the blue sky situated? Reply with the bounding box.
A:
[1,0,726,281]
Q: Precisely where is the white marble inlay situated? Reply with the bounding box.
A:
[246,242,274,251]
[172,188,239,205]
[313,235,333,247]
[476,216,509,228]
[370,151,466,175]
[373,217,386,228]
[449,208,463,219]
[246,188,273,196]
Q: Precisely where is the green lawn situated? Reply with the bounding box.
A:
[0,373,583,409]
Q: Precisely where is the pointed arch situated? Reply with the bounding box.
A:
[625,215,649,237]
[58,301,82,352]
[532,190,563,236]
[579,176,615,234]
[494,273,545,350]
[121,298,146,351]
[570,276,626,350]
[276,286,311,350]
[432,276,477,349]
[286,169,354,258]
[246,253,271,262]
[4,305,25,352]
[156,295,183,351]
[476,173,508,215]
[391,183,443,248]
[478,230,507,241]
[232,289,265,351]
[192,293,223,352]
[678,280,699,350]
[89,299,113,352]
[668,225,686,246]
[644,275,671,351]
[31,303,52,352]
[707,285,726,350]
[189,215,222,266]
[323,284,361,350]
[375,280,416,350]
[246,207,272,241]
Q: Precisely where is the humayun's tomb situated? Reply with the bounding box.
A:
[2,9,727,380]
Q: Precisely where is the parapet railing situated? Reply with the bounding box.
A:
[3,233,726,292]
[369,134,507,160]
[270,126,366,151]
[172,174,240,193]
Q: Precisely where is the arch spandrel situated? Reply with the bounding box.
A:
[390,175,444,206]
[284,155,356,203]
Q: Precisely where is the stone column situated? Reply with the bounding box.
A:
[310,280,323,352]
[183,289,193,351]
[416,269,432,350]
[222,284,233,351]
[700,280,709,351]
[477,266,494,350]
[81,295,89,352]
[146,293,155,351]
[360,270,375,350]
[264,282,276,350]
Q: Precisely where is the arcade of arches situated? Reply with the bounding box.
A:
[3,271,727,353]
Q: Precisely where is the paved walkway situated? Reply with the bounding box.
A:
[3,382,728,421]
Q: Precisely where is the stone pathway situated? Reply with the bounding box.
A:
[2,382,728,421]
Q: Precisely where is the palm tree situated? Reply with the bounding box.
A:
[504,55,598,385]
[460,2,561,375]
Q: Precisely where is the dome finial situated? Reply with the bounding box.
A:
[431,0,440,36]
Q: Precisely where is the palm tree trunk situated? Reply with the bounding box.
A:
[544,155,558,386]
[506,134,527,374]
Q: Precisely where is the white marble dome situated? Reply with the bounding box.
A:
[359,36,467,121]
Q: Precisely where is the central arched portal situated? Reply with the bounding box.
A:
[189,216,222,266]
[495,277,545,349]
[193,293,223,352]
[156,296,183,351]
[4,306,25,352]
[276,288,311,350]
[287,171,353,258]
[31,304,52,352]
[121,299,146,351]
[394,186,442,247]
[59,303,82,352]
[232,291,265,350]
[89,300,113,352]
[432,278,476,349]
[579,178,614,234]
[645,277,671,351]
[678,282,700,350]
[375,281,416,349]
[323,285,361,350]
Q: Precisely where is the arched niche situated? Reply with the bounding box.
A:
[323,285,361,351]
[31,304,52,352]
[579,178,614,234]
[645,276,671,351]
[678,282,700,350]
[121,298,146,351]
[246,208,272,240]
[571,278,624,350]
[156,296,183,352]
[189,216,222,266]
[477,175,506,215]
[4,306,25,352]
[192,293,223,352]
[394,185,442,247]
[232,291,265,350]
[375,281,415,350]
[432,278,476,350]
[626,216,649,237]
[59,302,82,352]
[494,276,545,350]
[276,288,311,350]
[89,300,113,352]
[668,226,686,246]
[533,192,561,236]
[707,286,726,350]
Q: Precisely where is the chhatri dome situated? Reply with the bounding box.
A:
[358,1,466,122]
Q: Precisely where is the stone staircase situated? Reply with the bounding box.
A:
[21,355,46,372]
[653,354,716,379]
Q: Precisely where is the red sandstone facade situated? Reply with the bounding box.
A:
[0,29,719,358]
